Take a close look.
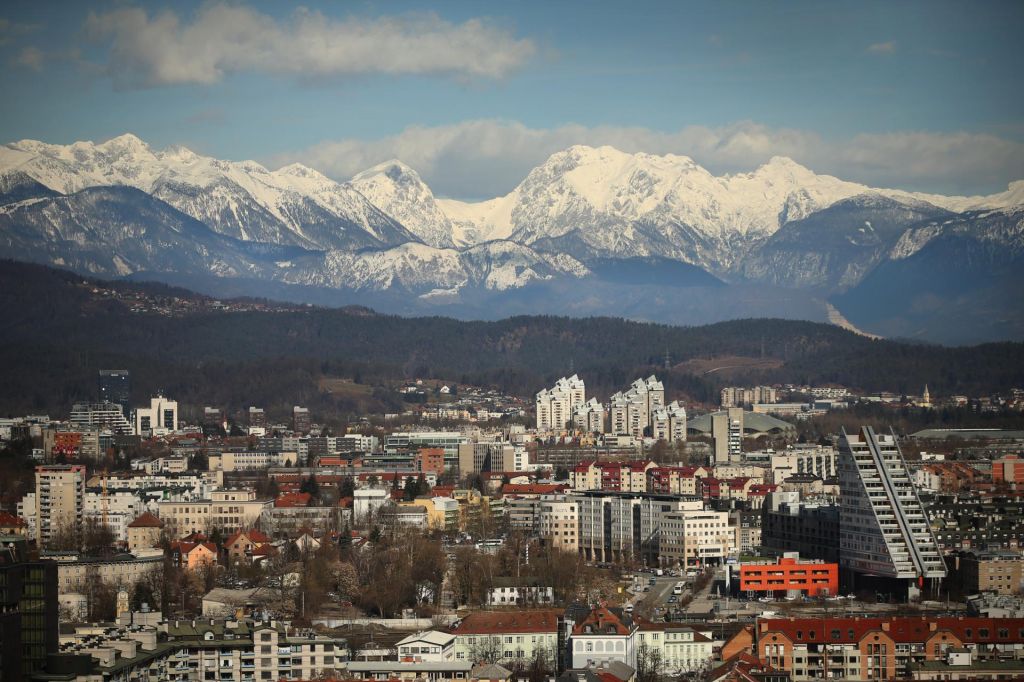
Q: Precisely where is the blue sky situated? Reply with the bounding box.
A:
[1,0,1022,198]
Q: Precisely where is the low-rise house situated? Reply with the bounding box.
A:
[452,610,561,667]
[126,511,164,551]
[397,630,457,662]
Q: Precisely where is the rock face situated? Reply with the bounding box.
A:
[1,134,1022,343]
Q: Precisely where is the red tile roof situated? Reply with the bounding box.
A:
[0,511,28,527]
[760,616,1024,645]
[572,606,633,636]
[274,492,312,508]
[452,610,560,635]
[126,511,164,528]
[501,483,567,496]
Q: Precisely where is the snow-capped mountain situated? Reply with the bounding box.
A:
[349,160,458,248]
[0,134,417,251]
[1,133,1022,343]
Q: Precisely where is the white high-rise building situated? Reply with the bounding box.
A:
[838,426,946,588]
[609,375,664,438]
[572,397,606,434]
[536,374,586,432]
[35,464,86,548]
[134,395,178,437]
[652,400,687,442]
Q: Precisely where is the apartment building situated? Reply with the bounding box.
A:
[958,552,1024,595]
[69,401,133,434]
[536,375,586,432]
[769,445,837,484]
[838,427,946,592]
[721,386,778,408]
[608,375,665,438]
[35,464,86,548]
[157,489,273,538]
[753,616,1024,682]
[734,555,839,598]
[537,495,578,553]
[208,450,299,472]
[651,401,687,443]
[47,549,163,594]
[572,398,606,435]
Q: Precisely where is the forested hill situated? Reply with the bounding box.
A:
[0,260,1022,418]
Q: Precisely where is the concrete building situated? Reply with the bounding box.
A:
[711,408,744,465]
[133,395,178,437]
[537,495,578,553]
[761,492,840,563]
[721,386,778,409]
[660,507,734,568]
[292,406,311,434]
[69,401,133,434]
[157,489,272,538]
[652,400,687,443]
[572,398,606,435]
[98,369,131,413]
[0,535,59,682]
[608,375,664,438]
[35,464,86,548]
[452,610,561,667]
[959,552,1024,595]
[536,375,586,433]
[126,512,164,551]
[733,554,839,598]
[838,427,946,593]
[353,488,389,524]
[573,491,700,565]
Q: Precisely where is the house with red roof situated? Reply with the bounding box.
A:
[224,529,273,564]
[452,610,561,667]
[274,491,312,508]
[0,511,28,536]
[570,606,638,669]
[170,540,218,570]
[126,511,164,551]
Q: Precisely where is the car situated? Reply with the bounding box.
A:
[643,586,651,592]
[758,597,772,603]
[785,595,798,601]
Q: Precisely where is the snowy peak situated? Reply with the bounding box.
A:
[349,159,456,248]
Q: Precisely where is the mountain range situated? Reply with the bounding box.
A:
[1,133,1021,344]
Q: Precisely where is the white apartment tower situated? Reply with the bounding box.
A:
[652,400,687,443]
[35,464,86,548]
[573,397,606,434]
[838,426,946,590]
[609,375,665,438]
[536,374,586,432]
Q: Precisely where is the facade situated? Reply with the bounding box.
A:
[126,512,164,551]
[98,369,131,413]
[721,386,778,409]
[157,489,272,538]
[538,496,579,553]
[711,408,744,465]
[385,432,469,470]
[754,616,1024,682]
[134,394,178,437]
[48,549,163,594]
[651,401,687,443]
[761,493,840,563]
[959,552,1024,595]
[608,375,664,438]
[0,536,59,682]
[536,375,586,433]
[35,464,86,548]
[69,401,133,434]
[570,606,637,669]
[292,406,311,434]
[573,491,700,564]
[636,623,714,676]
[452,610,561,667]
[572,398,606,435]
[838,427,946,588]
[769,445,837,484]
[660,508,735,568]
[396,630,457,662]
[735,555,839,598]
[992,454,1024,486]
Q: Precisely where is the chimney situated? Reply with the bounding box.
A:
[881,622,890,632]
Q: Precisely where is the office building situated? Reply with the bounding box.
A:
[292,406,311,434]
[0,536,58,682]
[733,554,839,598]
[838,426,946,594]
[97,369,131,413]
[572,491,699,565]
[134,395,178,437]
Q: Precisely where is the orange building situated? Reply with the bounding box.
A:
[415,447,446,476]
[738,555,839,597]
[993,455,1024,485]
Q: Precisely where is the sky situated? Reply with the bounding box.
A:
[1,0,1022,199]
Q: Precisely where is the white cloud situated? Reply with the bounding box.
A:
[14,46,45,70]
[866,41,897,54]
[83,4,535,88]
[274,120,1024,200]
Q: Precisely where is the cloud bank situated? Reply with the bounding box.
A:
[84,4,535,88]
[276,120,1024,199]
